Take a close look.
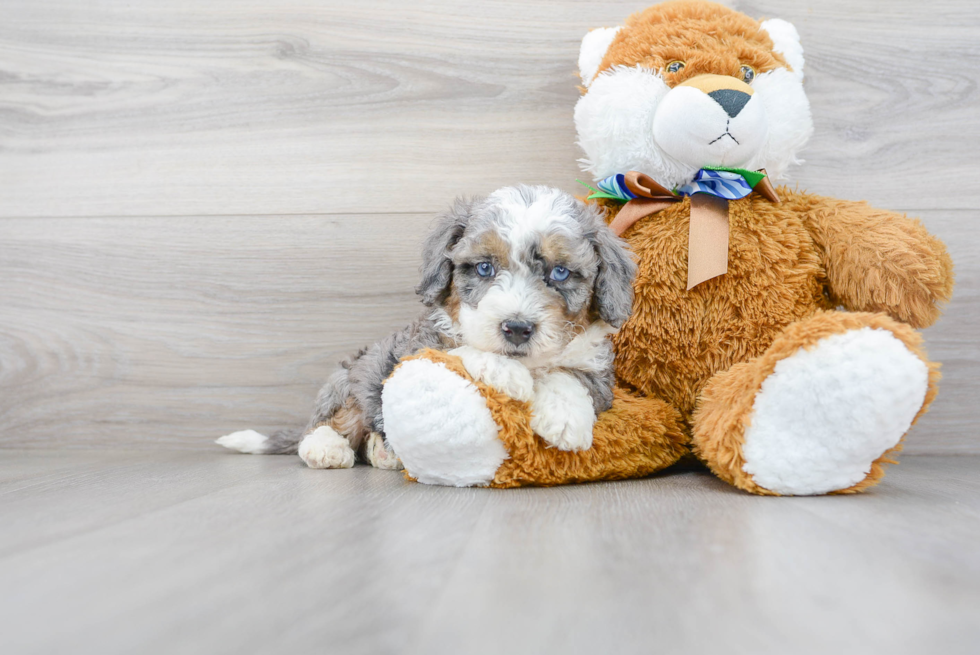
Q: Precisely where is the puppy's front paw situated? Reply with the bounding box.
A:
[530,372,596,452]
[448,346,534,402]
[298,426,356,469]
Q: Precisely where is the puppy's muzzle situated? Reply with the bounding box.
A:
[501,320,535,346]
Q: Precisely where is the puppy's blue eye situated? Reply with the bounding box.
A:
[476,262,495,277]
[549,266,570,282]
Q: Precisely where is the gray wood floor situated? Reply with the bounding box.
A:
[1,451,978,655]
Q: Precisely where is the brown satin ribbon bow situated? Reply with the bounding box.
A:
[605,170,780,290]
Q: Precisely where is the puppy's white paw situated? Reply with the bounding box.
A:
[448,346,534,402]
[530,371,596,452]
[298,426,356,469]
[365,431,404,471]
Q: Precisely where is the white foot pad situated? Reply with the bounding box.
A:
[382,358,507,487]
[741,327,929,495]
[298,426,356,469]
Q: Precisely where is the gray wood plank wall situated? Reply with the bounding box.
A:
[1,0,977,453]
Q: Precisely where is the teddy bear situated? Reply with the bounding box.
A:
[380,0,954,495]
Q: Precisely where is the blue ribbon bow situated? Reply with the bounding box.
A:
[588,167,767,203]
[675,169,755,200]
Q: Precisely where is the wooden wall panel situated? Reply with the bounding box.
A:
[0,215,430,448]
[0,0,977,452]
[916,210,979,453]
[0,208,973,453]
[0,1,978,216]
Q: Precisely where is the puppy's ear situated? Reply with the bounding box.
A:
[416,196,478,306]
[587,207,637,327]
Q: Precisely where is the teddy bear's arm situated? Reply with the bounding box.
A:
[802,194,954,328]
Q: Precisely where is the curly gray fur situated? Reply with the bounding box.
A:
[261,313,454,455]
[222,185,636,463]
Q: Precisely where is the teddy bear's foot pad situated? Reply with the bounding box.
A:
[741,327,929,495]
[382,358,508,487]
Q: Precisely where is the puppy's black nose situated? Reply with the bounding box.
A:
[708,89,751,118]
[501,320,535,346]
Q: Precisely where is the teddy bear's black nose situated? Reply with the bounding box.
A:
[708,89,752,118]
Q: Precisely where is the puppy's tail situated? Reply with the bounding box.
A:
[217,365,355,456]
[216,428,303,455]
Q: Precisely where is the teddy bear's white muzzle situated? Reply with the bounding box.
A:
[653,82,769,170]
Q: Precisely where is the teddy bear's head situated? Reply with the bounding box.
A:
[574,0,813,190]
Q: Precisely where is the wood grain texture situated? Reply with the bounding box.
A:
[0,0,979,216]
[0,0,977,454]
[915,209,978,453]
[0,208,973,453]
[0,451,978,655]
[0,214,431,448]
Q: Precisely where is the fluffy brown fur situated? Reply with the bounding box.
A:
[604,188,953,426]
[597,1,790,85]
[388,0,953,494]
[597,184,952,492]
[586,4,954,486]
[398,349,688,488]
[583,2,950,492]
[804,198,954,328]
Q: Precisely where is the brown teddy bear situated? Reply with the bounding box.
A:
[380,0,953,495]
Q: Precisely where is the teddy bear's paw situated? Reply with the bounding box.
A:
[448,346,534,402]
[382,357,508,487]
[297,426,356,469]
[741,327,929,495]
[530,371,597,452]
[365,431,404,471]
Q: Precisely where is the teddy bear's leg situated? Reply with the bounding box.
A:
[491,387,688,488]
[382,349,688,488]
[381,355,510,487]
[692,311,939,496]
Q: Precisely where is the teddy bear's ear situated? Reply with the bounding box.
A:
[578,26,622,87]
[761,19,805,81]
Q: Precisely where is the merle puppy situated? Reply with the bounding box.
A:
[218,185,636,469]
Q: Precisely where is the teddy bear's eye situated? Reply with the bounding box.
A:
[666,60,685,74]
[739,65,756,83]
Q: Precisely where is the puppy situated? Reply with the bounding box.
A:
[217,185,637,469]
